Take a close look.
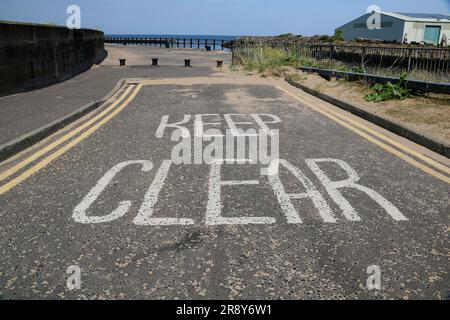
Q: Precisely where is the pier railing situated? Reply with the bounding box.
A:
[104,36,235,51]
[233,42,450,82]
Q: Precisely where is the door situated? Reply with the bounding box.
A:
[424,25,441,45]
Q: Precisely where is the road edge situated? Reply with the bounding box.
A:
[286,78,450,159]
[0,78,127,163]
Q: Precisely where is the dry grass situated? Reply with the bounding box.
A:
[288,71,450,143]
[227,63,450,143]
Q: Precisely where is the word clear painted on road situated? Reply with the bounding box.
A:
[73,159,408,225]
[73,113,407,225]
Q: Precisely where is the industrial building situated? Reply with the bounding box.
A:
[336,12,450,45]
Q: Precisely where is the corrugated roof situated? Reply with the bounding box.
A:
[383,11,450,22]
[396,13,450,19]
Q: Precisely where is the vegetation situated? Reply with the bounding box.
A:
[234,47,423,103]
[310,30,345,43]
[364,72,412,102]
[235,47,321,72]
[335,65,366,73]
[333,30,345,42]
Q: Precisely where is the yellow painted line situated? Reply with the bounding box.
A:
[282,85,450,175]
[277,86,450,185]
[0,85,135,183]
[0,84,142,195]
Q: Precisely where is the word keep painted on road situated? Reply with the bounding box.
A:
[72,114,408,225]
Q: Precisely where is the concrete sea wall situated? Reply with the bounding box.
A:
[0,21,106,96]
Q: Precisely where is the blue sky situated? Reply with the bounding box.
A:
[0,0,449,35]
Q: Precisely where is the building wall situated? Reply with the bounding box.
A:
[336,13,405,43]
[0,21,106,97]
[404,21,450,45]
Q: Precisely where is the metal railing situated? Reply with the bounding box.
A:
[104,36,235,51]
[233,42,450,82]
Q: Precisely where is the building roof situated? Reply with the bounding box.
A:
[382,12,450,22]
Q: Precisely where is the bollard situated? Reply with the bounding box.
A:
[216,60,223,68]
[119,59,126,66]
[152,58,159,66]
[184,59,191,67]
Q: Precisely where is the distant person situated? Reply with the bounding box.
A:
[403,33,408,44]
[441,34,448,47]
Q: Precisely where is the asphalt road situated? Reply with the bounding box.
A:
[0,45,229,146]
[0,76,448,300]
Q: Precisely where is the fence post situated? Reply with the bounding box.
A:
[329,44,335,69]
[361,47,366,69]
[407,48,412,73]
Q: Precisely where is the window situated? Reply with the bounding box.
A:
[353,21,393,28]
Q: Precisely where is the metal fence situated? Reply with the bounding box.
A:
[233,42,450,82]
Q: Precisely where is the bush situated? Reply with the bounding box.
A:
[335,65,366,73]
[332,30,345,42]
[236,47,320,72]
[364,72,412,102]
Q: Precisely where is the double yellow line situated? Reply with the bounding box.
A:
[0,84,142,195]
[277,86,450,185]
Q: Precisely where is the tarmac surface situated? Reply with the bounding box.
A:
[0,45,229,146]
[0,47,448,300]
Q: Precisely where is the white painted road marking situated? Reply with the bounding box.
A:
[206,160,276,225]
[72,160,153,224]
[134,160,195,226]
[268,159,336,224]
[306,159,408,222]
[73,159,408,225]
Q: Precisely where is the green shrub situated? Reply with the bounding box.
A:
[299,57,320,68]
[335,65,366,73]
[364,72,412,102]
[319,35,333,43]
[236,47,315,72]
[351,66,366,74]
[332,30,345,42]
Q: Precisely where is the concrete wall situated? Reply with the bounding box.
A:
[0,21,106,96]
[336,13,405,43]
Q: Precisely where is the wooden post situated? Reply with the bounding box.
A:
[329,45,335,69]
[407,48,412,73]
[361,47,366,69]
